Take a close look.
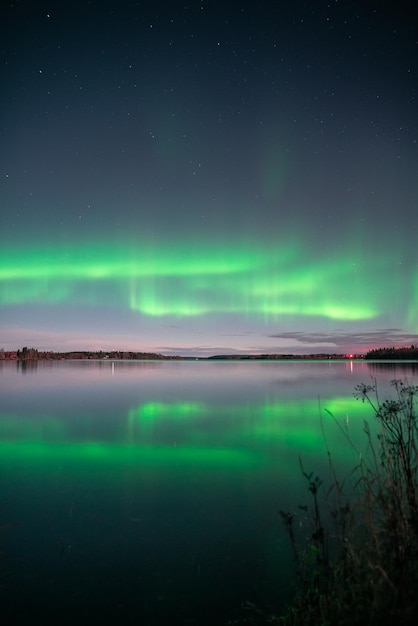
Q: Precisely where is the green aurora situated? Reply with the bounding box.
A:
[1,0,416,357]
[0,240,398,322]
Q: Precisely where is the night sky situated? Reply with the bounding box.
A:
[1,0,417,356]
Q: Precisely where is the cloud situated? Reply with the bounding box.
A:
[267,329,418,352]
[155,345,251,357]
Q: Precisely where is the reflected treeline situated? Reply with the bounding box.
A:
[16,359,38,373]
[0,359,164,373]
[367,361,418,374]
[62,359,164,371]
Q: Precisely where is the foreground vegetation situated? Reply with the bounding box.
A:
[229,379,418,625]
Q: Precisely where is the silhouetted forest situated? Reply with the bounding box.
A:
[365,346,418,360]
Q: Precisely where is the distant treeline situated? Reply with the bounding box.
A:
[2,348,363,361]
[4,346,418,361]
[365,346,418,360]
[2,347,182,361]
[207,353,361,360]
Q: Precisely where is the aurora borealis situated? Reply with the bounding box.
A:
[1,1,417,355]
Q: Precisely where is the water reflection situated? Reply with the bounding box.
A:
[0,360,416,624]
[1,360,411,503]
[366,361,418,375]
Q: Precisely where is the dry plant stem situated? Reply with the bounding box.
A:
[275,379,418,626]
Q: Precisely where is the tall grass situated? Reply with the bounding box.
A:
[228,379,418,625]
[277,379,418,626]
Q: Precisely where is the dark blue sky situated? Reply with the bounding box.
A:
[1,1,417,355]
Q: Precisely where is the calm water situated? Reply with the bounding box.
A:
[1,359,417,624]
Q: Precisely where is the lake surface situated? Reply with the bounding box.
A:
[1,359,417,624]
